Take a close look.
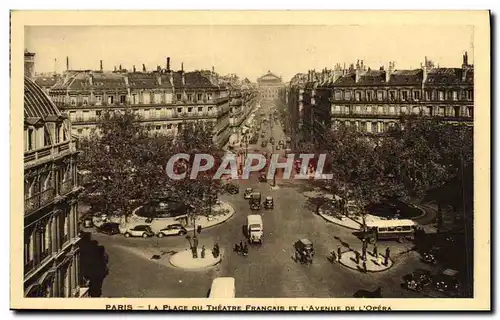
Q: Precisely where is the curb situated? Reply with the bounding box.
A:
[169,249,224,271]
[317,211,361,231]
[184,201,235,232]
[337,251,394,273]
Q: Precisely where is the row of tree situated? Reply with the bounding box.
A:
[78,110,226,221]
[312,115,473,231]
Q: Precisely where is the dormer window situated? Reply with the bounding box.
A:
[27,127,34,151]
[82,97,89,106]
[70,97,77,106]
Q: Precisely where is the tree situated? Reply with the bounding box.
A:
[78,110,175,219]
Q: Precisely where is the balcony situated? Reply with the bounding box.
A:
[25,188,55,215]
[24,142,76,165]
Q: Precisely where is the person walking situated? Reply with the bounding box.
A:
[330,250,336,264]
[384,247,391,266]
[373,244,378,257]
[239,240,244,251]
[197,225,202,234]
[355,251,360,264]
[201,245,206,258]
[337,247,342,262]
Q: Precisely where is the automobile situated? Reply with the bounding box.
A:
[264,196,274,209]
[243,188,254,199]
[96,222,121,235]
[225,183,240,195]
[402,269,433,291]
[157,224,187,237]
[250,192,262,210]
[294,238,315,264]
[124,225,155,238]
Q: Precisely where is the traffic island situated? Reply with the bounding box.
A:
[169,248,223,270]
[337,250,393,273]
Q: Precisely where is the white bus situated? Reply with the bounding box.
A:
[365,219,417,243]
[208,277,235,298]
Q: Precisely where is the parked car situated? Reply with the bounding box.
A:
[294,238,314,264]
[97,222,121,235]
[243,188,254,199]
[124,225,155,238]
[225,183,240,195]
[264,196,274,209]
[157,224,187,237]
[434,269,461,296]
[402,269,433,291]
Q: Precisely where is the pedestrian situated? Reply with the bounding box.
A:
[243,243,248,256]
[373,244,378,257]
[355,251,360,264]
[330,250,336,264]
[197,225,202,234]
[201,245,206,258]
[215,243,220,257]
[361,246,367,261]
[239,240,244,251]
[384,247,391,266]
[337,247,342,262]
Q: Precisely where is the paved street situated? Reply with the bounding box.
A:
[92,100,436,298]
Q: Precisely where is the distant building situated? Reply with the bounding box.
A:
[23,73,88,297]
[257,70,282,100]
[44,57,256,148]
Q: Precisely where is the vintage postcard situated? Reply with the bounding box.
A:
[10,10,490,311]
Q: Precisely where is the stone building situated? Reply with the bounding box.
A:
[23,69,88,297]
[257,70,282,100]
[284,53,474,148]
[46,57,255,148]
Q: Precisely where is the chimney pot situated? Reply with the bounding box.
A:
[167,57,171,71]
[100,60,103,72]
[66,56,69,71]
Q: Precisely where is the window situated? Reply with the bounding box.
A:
[401,106,407,114]
[344,91,351,100]
[177,107,183,113]
[438,106,445,116]
[366,91,373,101]
[425,90,431,101]
[107,95,114,104]
[467,107,473,117]
[412,106,420,115]
[176,93,182,101]
[366,106,372,114]
[378,227,388,232]
[24,230,34,271]
[63,212,69,244]
[187,94,193,101]
[82,97,89,105]
[208,106,213,112]
[197,93,203,101]
[26,127,34,150]
[167,124,172,129]
[377,91,384,101]
[355,106,361,113]
[389,91,396,101]
[366,122,372,133]
[401,91,408,101]
[389,106,395,114]
[377,106,384,114]
[95,96,102,105]
[413,91,421,100]
[154,93,162,104]
[198,107,203,112]
[96,110,102,117]
[454,106,461,117]
[77,129,83,134]
[143,93,151,104]
[156,125,161,130]
[70,97,76,106]
[467,90,474,100]
[452,91,458,101]
[207,93,213,101]
[402,226,412,231]
[334,91,342,100]
[44,126,51,146]
[438,91,444,101]
[132,94,137,104]
[188,107,193,113]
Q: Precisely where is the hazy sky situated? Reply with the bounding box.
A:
[25,25,474,82]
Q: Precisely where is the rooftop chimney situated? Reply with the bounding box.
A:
[386,61,395,82]
[114,66,117,72]
[166,57,171,72]
[119,64,122,71]
[66,56,69,71]
[100,60,103,72]
[133,65,136,73]
[462,51,469,68]
[142,64,146,72]
[181,62,185,85]
[24,50,35,79]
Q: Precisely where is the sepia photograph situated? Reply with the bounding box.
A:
[10,10,490,311]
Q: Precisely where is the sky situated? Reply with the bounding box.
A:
[25,25,474,82]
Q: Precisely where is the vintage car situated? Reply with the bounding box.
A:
[96,222,121,235]
[243,188,254,199]
[250,192,262,210]
[294,238,315,264]
[264,196,274,209]
[402,269,433,291]
[157,224,187,237]
[124,225,155,238]
[225,183,240,195]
